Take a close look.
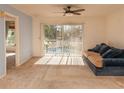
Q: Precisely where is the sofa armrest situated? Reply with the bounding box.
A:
[103,58,124,66]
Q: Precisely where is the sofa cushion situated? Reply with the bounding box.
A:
[88,44,101,53]
[102,48,122,58]
[99,44,110,55]
[115,50,124,58]
[88,54,103,68]
[103,58,124,66]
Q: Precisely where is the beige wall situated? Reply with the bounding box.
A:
[83,17,106,50]
[32,17,42,57]
[32,16,106,56]
[106,8,124,48]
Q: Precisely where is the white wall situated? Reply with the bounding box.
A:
[0,17,6,78]
[32,17,46,57]
[106,8,124,48]
[32,16,106,56]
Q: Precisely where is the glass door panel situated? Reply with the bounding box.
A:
[44,25,82,57]
[44,25,56,55]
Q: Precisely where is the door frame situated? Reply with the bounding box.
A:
[41,24,84,56]
[4,11,20,67]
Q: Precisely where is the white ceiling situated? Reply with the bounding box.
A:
[10,4,124,24]
[11,4,124,17]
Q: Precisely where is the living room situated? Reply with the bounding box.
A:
[1,2,124,91]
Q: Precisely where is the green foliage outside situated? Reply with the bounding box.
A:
[44,25,56,40]
[7,30,15,46]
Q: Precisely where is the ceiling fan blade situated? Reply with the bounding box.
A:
[72,9,85,12]
[72,12,81,15]
[53,12,65,13]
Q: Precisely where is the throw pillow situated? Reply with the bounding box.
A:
[88,44,101,53]
[99,45,111,55]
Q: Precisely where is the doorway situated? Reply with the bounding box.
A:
[4,12,20,72]
[6,20,16,69]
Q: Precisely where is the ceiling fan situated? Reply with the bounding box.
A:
[62,6,85,16]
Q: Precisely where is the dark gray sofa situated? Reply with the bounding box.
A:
[83,44,124,76]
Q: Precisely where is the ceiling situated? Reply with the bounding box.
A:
[10,4,124,24]
[11,4,124,17]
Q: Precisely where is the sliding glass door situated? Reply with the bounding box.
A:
[44,25,82,57]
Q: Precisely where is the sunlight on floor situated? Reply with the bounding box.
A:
[34,55,84,65]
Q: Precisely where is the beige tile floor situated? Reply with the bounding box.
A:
[0,57,124,89]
